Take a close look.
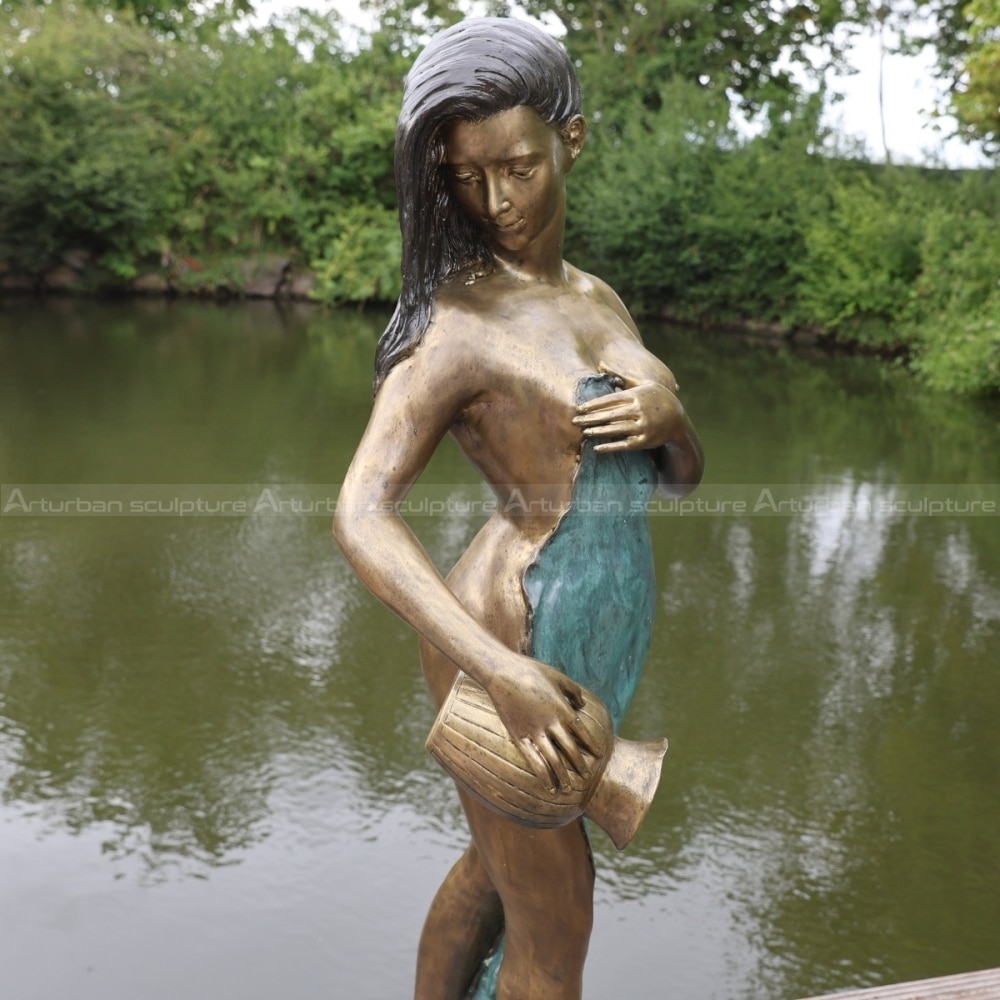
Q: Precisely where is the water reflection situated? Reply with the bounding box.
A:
[1,300,999,998]
[639,463,1000,996]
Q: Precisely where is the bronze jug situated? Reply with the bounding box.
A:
[426,673,668,850]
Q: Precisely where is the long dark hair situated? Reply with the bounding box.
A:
[373,17,582,393]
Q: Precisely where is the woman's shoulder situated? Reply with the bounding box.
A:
[565,263,630,311]
[432,271,492,320]
[383,280,502,404]
[429,269,520,346]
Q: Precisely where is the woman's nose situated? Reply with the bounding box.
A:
[484,177,512,221]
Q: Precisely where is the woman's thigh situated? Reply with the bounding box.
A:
[459,787,594,993]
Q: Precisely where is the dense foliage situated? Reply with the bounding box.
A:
[1,1,998,395]
[0,3,405,296]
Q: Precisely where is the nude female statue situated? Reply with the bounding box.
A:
[333,18,704,1000]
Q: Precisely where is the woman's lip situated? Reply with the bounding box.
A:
[492,219,525,234]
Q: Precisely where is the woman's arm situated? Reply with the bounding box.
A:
[333,341,597,790]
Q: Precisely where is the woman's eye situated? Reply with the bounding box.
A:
[509,167,534,179]
[453,172,479,186]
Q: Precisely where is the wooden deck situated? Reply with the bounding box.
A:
[797,967,1000,1000]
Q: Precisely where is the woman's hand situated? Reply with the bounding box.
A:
[572,371,682,453]
[485,657,600,793]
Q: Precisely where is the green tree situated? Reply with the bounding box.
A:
[953,0,1000,148]
[908,179,1000,393]
[531,0,861,112]
[360,0,469,52]
[0,3,192,274]
[290,26,408,301]
[367,0,874,113]
[0,2,404,289]
[4,0,255,39]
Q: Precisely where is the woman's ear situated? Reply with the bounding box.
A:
[561,115,587,169]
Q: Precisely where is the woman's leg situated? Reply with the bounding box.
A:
[462,791,594,1000]
[415,842,504,1000]
[416,633,505,1000]
[415,538,587,998]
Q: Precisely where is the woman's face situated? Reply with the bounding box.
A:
[443,106,585,258]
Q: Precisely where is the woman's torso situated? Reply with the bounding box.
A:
[440,266,642,528]
[421,266,659,667]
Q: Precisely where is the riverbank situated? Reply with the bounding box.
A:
[0,251,317,302]
[655,307,911,359]
[0,252,914,367]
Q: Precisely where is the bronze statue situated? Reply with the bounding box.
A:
[334,17,704,999]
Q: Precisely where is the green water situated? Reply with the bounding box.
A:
[1,299,998,1000]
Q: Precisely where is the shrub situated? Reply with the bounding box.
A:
[794,175,925,341]
[310,204,401,304]
[0,5,182,272]
[908,204,1000,394]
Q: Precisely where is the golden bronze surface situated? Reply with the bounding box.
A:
[333,16,704,999]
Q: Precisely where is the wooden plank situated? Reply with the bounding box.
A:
[797,968,1000,1000]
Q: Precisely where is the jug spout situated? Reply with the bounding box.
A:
[584,737,668,850]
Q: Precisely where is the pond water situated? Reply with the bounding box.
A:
[1,298,999,1000]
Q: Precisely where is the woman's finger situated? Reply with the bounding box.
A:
[575,393,636,416]
[593,434,646,452]
[573,405,636,428]
[583,419,637,439]
[560,682,586,711]
[598,366,678,394]
[575,393,624,412]
[518,737,557,789]
[549,721,594,780]
[535,734,573,791]
[568,715,601,757]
